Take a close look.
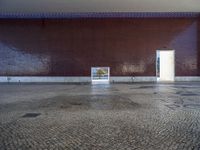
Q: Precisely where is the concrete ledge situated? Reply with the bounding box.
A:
[0,76,200,83]
[134,77,157,82]
[110,76,157,83]
[175,76,200,82]
[0,76,156,83]
[0,76,91,83]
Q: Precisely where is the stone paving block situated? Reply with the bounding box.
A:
[0,83,200,149]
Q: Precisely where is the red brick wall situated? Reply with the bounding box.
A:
[0,18,199,76]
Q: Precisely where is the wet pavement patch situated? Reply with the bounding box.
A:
[46,95,140,110]
[183,104,200,109]
[69,102,82,106]
[176,91,198,96]
[176,91,182,94]
[138,86,155,89]
[165,104,181,110]
[22,113,41,118]
[130,86,155,89]
[181,93,198,96]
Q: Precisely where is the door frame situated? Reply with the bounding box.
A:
[156,50,175,82]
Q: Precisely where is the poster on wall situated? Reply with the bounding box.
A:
[91,67,110,81]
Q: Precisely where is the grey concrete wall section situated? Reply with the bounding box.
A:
[0,76,200,83]
[0,77,91,83]
[115,76,200,82]
[175,77,200,82]
[110,76,157,83]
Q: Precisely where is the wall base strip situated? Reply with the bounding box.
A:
[0,76,200,83]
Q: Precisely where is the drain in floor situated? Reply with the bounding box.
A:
[22,113,41,118]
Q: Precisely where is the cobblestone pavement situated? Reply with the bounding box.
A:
[1,83,200,150]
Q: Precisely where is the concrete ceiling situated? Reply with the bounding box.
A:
[0,0,200,13]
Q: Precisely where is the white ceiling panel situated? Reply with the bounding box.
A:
[0,0,200,13]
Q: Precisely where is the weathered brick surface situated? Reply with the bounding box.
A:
[0,83,200,149]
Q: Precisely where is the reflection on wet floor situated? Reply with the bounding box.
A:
[41,94,140,110]
[91,84,119,95]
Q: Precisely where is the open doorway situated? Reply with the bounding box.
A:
[156,50,175,82]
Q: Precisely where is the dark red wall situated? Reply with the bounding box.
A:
[0,18,199,76]
[198,17,200,75]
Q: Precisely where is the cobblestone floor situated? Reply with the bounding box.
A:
[1,82,200,150]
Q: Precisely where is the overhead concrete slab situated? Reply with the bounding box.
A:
[0,0,200,13]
